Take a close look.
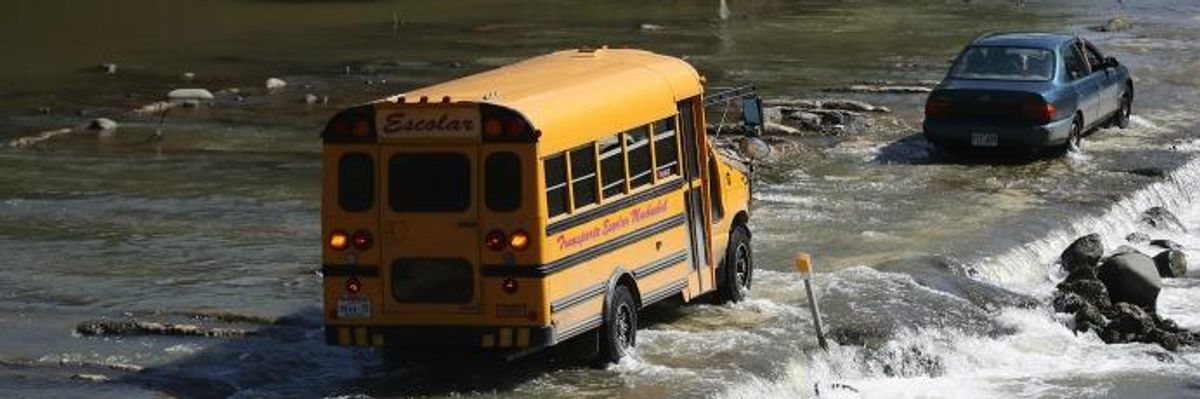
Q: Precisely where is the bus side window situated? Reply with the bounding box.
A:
[625,126,653,190]
[569,145,598,209]
[653,118,679,179]
[544,154,569,218]
[708,157,724,222]
[598,134,627,199]
[338,153,374,212]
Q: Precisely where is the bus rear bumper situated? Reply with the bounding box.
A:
[324,324,556,350]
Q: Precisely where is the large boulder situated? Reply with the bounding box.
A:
[1139,207,1187,232]
[1097,252,1162,311]
[1061,234,1104,279]
[1153,250,1188,278]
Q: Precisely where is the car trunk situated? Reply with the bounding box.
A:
[927,80,1054,125]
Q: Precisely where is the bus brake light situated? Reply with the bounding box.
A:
[504,118,526,136]
[345,277,361,294]
[483,118,504,137]
[352,230,373,250]
[485,230,507,251]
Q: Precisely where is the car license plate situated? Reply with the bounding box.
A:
[971,132,998,147]
[337,298,370,318]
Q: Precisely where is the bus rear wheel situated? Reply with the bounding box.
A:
[597,284,637,364]
[717,225,752,303]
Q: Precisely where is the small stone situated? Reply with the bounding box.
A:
[1126,232,1151,244]
[1140,207,1186,232]
[181,72,195,81]
[304,94,319,105]
[86,118,118,132]
[167,88,215,102]
[763,122,801,135]
[792,112,823,130]
[1153,250,1187,278]
[71,373,109,383]
[820,99,877,113]
[639,23,664,31]
[1095,16,1132,33]
[265,77,288,90]
[1149,239,1183,251]
[99,63,117,74]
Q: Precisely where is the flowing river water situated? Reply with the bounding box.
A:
[2,0,1200,398]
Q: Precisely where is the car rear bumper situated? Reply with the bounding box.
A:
[325,324,556,350]
[923,117,1074,150]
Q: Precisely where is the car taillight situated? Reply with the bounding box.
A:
[1023,101,1056,124]
[352,230,372,250]
[925,99,950,118]
[329,230,349,251]
[485,230,507,251]
[345,277,361,294]
[509,229,530,251]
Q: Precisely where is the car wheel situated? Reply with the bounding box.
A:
[597,284,637,364]
[1067,116,1084,153]
[1116,90,1132,129]
[716,226,753,303]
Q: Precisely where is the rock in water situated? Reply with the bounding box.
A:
[1095,16,1132,32]
[1149,238,1183,251]
[181,72,196,81]
[1153,250,1188,278]
[1125,232,1151,244]
[1057,278,1113,310]
[99,63,117,74]
[1107,302,1155,339]
[86,118,118,132]
[167,88,215,102]
[820,99,878,113]
[304,94,319,105]
[266,77,288,90]
[1139,206,1186,232]
[1097,252,1162,311]
[1061,233,1104,279]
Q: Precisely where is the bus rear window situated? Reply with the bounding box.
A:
[338,153,374,212]
[389,153,470,212]
[485,152,521,212]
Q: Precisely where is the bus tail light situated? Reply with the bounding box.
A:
[502,278,519,294]
[352,230,373,250]
[485,230,507,251]
[483,118,504,137]
[509,229,530,251]
[329,230,349,251]
[345,277,362,294]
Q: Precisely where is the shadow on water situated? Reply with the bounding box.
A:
[874,132,1068,166]
[113,301,695,398]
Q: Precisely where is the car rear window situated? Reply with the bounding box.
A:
[951,46,1055,81]
[389,153,470,212]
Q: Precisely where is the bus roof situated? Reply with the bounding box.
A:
[388,48,704,153]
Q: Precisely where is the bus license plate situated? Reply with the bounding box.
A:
[971,133,998,147]
[337,298,370,318]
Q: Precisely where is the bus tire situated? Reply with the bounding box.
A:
[597,284,637,364]
[717,225,753,303]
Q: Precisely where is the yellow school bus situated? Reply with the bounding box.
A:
[320,47,753,362]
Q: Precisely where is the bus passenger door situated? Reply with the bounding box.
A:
[678,99,712,292]
[379,144,482,315]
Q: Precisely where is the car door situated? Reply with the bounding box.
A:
[1064,40,1102,128]
[1083,40,1119,118]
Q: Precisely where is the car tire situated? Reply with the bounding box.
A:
[1116,89,1132,129]
[597,284,637,364]
[716,225,753,303]
[1067,116,1084,153]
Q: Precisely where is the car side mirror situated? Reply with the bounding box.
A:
[1103,56,1119,68]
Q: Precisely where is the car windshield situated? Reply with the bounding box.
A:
[950,46,1055,81]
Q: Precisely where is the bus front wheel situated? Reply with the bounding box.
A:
[717,225,753,303]
[597,284,637,363]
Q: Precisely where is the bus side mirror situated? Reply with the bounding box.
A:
[741,97,764,128]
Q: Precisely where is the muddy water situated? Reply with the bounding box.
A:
[2,0,1200,398]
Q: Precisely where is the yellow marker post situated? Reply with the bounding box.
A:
[796,252,828,350]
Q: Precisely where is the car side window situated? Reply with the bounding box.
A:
[1083,42,1105,71]
[1063,43,1089,81]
